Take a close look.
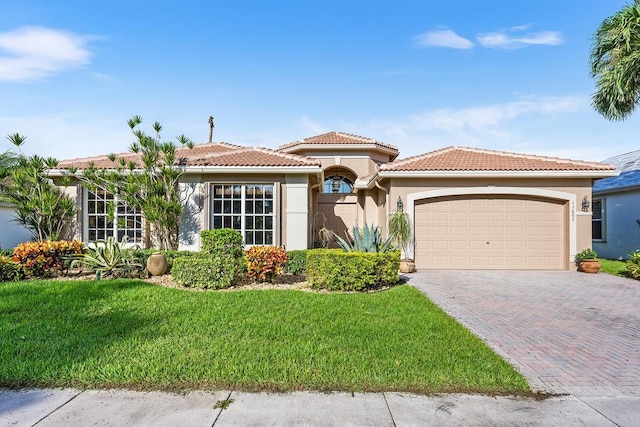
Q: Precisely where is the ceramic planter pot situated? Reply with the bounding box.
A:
[578,259,601,274]
[147,252,168,276]
[399,259,416,273]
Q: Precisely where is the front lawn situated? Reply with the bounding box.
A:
[599,258,628,277]
[0,279,529,394]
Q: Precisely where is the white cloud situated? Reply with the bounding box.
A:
[510,24,533,32]
[300,115,327,134]
[412,25,563,51]
[408,96,585,132]
[412,29,474,49]
[477,30,563,49]
[0,26,95,82]
[301,95,593,158]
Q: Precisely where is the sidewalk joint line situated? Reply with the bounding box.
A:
[382,392,397,427]
[32,390,84,426]
[211,389,234,427]
[575,396,622,427]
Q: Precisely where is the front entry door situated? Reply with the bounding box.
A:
[317,194,358,247]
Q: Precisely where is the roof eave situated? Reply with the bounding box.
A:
[378,170,620,178]
[49,165,323,176]
[353,175,379,190]
[593,184,640,195]
[183,166,323,174]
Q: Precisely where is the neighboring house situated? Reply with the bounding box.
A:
[54,131,617,270]
[0,203,32,250]
[592,150,640,260]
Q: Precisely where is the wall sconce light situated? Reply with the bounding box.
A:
[397,196,404,212]
[581,195,590,212]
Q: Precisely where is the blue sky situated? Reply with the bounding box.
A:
[0,1,637,162]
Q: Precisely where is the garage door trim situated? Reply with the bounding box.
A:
[406,187,577,265]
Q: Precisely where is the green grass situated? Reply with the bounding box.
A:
[599,258,628,277]
[0,279,529,394]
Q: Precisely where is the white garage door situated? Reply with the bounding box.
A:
[414,195,567,270]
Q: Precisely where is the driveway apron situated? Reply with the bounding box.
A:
[409,270,640,397]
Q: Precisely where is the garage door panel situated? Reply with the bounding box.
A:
[415,195,566,270]
[488,226,505,235]
[507,237,524,246]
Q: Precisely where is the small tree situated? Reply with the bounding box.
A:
[75,116,193,250]
[388,209,412,259]
[0,134,76,241]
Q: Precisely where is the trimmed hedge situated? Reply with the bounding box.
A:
[172,254,239,289]
[306,249,400,291]
[284,250,307,275]
[201,229,243,259]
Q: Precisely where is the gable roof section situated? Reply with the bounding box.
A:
[57,142,321,172]
[278,131,399,158]
[188,147,321,168]
[379,146,617,178]
[601,149,640,173]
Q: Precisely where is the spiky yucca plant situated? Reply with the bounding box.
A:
[335,224,396,253]
[69,236,141,279]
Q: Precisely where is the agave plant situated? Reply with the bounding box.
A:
[69,235,141,279]
[335,223,396,253]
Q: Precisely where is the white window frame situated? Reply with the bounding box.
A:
[592,198,606,242]
[210,183,277,246]
[83,189,144,244]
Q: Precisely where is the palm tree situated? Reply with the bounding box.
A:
[590,1,640,120]
[0,150,18,179]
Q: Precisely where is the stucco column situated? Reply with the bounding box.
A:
[284,175,309,250]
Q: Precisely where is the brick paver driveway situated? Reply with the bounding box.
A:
[409,270,640,397]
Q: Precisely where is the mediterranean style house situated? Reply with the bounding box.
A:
[54,131,617,270]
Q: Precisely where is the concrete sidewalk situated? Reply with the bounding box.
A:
[2,388,639,426]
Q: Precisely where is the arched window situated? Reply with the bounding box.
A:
[324,175,353,193]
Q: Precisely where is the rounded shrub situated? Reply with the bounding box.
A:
[284,250,307,275]
[172,254,239,289]
[12,240,84,278]
[200,229,243,259]
[245,246,288,283]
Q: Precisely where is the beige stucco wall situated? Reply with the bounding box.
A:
[59,169,597,260]
[378,176,595,266]
[290,149,394,180]
[193,172,313,250]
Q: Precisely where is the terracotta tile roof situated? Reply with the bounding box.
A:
[381,146,617,172]
[57,142,319,169]
[188,147,321,167]
[278,131,399,153]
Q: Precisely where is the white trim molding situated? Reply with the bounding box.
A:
[406,186,578,266]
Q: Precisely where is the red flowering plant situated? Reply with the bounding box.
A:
[244,246,288,283]
[12,240,85,278]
